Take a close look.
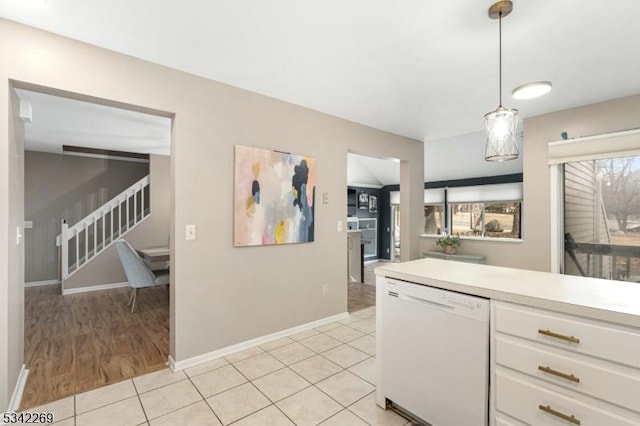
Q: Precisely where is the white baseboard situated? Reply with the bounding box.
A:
[24,279,61,288]
[7,364,29,412]
[63,282,128,295]
[169,311,349,372]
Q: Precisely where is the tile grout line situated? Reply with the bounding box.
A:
[205,361,275,423]
[225,340,349,424]
[185,372,225,425]
[344,389,378,426]
[253,366,313,405]
[132,377,150,425]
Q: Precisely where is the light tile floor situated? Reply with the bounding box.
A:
[21,306,415,426]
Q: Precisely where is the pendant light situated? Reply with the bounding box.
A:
[484,1,519,162]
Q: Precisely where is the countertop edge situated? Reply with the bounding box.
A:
[375,259,640,329]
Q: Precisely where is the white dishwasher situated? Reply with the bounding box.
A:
[380,278,490,426]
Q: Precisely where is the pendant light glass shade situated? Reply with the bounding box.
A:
[485,1,519,162]
[484,106,519,161]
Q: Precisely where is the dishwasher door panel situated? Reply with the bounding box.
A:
[381,281,489,426]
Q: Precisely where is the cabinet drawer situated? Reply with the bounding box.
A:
[496,369,640,425]
[495,414,527,426]
[496,335,640,413]
[494,302,640,368]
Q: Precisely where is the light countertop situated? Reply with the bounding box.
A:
[375,258,640,328]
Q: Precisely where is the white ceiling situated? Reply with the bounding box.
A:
[16,89,171,155]
[348,153,400,188]
[3,0,640,183]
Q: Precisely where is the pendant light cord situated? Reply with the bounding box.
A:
[499,10,503,107]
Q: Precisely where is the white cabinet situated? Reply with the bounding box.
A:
[358,218,377,259]
[375,258,640,426]
[491,301,640,425]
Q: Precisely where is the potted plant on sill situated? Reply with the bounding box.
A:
[436,234,461,255]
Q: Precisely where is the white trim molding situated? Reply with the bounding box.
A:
[550,164,564,274]
[62,282,128,295]
[24,279,61,288]
[548,127,640,164]
[169,312,349,372]
[8,364,29,412]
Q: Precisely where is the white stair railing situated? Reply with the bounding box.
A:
[57,175,150,280]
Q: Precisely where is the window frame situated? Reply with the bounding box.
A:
[548,127,640,274]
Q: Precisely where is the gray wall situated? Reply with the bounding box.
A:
[24,151,149,283]
[421,94,640,271]
[0,18,424,407]
[64,154,170,289]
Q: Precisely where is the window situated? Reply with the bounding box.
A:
[447,183,523,240]
[423,204,444,234]
[449,202,521,238]
[485,202,521,238]
[450,203,483,236]
[562,155,640,282]
[549,128,640,279]
[422,188,446,235]
[395,184,522,240]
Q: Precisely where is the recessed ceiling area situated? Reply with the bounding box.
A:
[16,89,171,155]
[2,0,640,144]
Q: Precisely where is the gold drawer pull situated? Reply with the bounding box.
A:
[538,329,580,344]
[539,404,581,425]
[538,365,580,383]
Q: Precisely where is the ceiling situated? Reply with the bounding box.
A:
[2,0,640,144]
[348,153,400,188]
[16,89,171,155]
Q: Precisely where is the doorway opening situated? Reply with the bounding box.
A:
[346,152,399,312]
[15,86,173,410]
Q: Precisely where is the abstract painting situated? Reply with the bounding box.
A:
[234,145,316,246]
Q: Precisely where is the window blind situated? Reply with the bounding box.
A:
[447,183,523,203]
[390,188,445,205]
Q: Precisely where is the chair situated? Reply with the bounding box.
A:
[115,239,169,312]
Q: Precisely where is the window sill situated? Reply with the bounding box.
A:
[420,234,524,243]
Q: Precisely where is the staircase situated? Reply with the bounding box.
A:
[56,175,150,280]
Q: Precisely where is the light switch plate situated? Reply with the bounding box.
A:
[322,192,329,204]
[337,220,343,232]
[186,224,196,240]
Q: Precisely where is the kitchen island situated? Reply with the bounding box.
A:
[375,258,640,426]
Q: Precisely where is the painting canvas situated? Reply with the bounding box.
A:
[358,192,369,209]
[234,145,316,246]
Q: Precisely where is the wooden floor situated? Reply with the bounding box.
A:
[21,284,169,410]
[347,260,386,312]
[347,281,376,312]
